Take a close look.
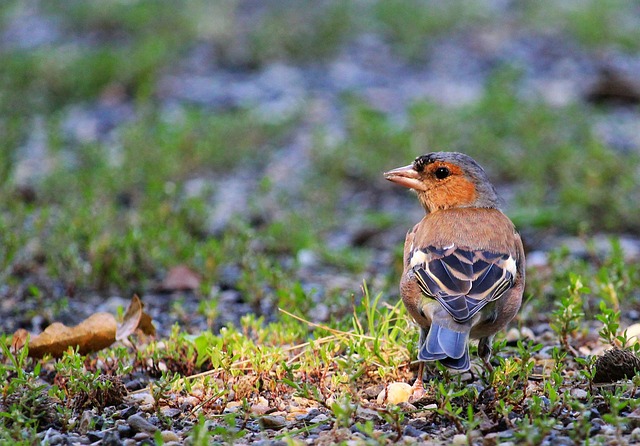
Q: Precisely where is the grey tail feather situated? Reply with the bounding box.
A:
[418,323,470,371]
[440,353,470,370]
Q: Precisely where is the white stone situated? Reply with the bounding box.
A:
[376,382,413,405]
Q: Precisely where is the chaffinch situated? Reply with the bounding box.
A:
[384,152,525,374]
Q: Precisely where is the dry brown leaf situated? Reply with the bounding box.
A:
[116,295,143,341]
[25,313,117,358]
[13,295,155,358]
[116,294,155,340]
[161,265,201,291]
[138,311,156,337]
[11,328,29,352]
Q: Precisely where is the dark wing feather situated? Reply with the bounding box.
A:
[411,245,516,323]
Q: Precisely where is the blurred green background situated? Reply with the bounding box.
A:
[1,0,640,332]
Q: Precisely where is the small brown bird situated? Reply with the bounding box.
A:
[384,152,525,374]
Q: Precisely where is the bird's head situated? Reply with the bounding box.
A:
[384,152,500,212]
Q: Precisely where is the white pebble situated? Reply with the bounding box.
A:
[377,382,413,405]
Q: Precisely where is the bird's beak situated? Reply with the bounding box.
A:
[384,164,427,191]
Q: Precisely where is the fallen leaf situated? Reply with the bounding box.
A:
[138,311,156,337]
[11,328,29,352]
[14,295,155,358]
[25,313,117,358]
[116,295,143,341]
[116,295,156,341]
[161,265,201,291]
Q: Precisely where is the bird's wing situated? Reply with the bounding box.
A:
[410,244,517,323]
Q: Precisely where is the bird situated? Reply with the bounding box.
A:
[384,152,525,379]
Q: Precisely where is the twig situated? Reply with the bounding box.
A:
[278,308,378,341]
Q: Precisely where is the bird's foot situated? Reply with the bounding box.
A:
[409,361,426,403]
[409,377,426,403]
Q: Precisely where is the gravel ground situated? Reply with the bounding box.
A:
[3,2,640,444]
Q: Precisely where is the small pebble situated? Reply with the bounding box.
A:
[161,408,182,418]
[182,396,200,410]
[127,414,158,433]
[363,385,384,399]
[252,441,288,446]
[125,379,145,391]
[505,327,535,343]
[356,407,381,421]
[259,415,287,430]
[631,427,640,441]
[397,402,417,412]
[46,435,66,446]
[310,414,329,424]
[225,401,243,413]
[376,382,412,405]
[117,424,133,438]
[304,409,321,421]
[133,432,151,441]
[251,403,270,415]
[403,425,425,438]
[102,430,122,446]
[119,406,138,419]
[127,392,155,410]
[452,434,468,445]
[483,432,498,446]
[161,430,180,442]
[570,388,588,400]
[86,431,103,442]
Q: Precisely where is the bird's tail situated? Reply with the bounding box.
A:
[418,322,470,371]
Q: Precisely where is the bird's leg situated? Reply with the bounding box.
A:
[410,361,426,402]
[478,336,494,376]
[410,327,428,402]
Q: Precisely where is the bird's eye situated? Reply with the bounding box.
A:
[434,166,450,179]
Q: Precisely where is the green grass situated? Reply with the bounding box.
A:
[0,109,293,295]
[372,0,491,61]
[312,67,640,234]
[3,272,640,443]
[520,0,640,52]
[248,0,355,65]
[2,0,640,443]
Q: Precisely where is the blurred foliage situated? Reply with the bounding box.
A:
[1,1,640,443]
[0,0,639,303]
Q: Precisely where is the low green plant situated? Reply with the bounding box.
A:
[186,414,214,446]
[331,393,358,429]
[550,274,588,355]
[431,381,475,433]
[0,340,61,442]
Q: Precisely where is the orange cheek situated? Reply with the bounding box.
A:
[426,178,477,209]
